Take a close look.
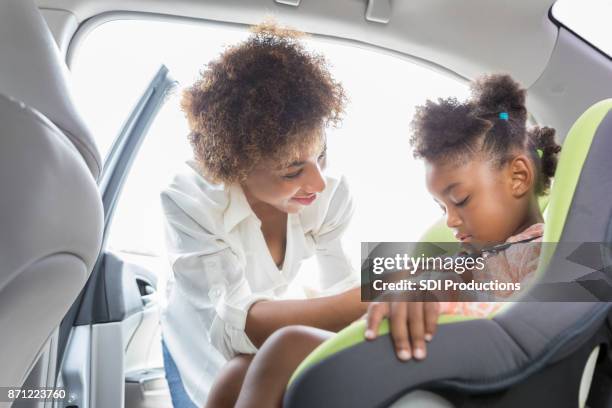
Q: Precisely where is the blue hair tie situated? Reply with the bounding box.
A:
[499,112,509,121]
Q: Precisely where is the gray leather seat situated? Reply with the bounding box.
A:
[0,0,103,393]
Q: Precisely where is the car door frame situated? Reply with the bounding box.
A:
[55,64,176,408]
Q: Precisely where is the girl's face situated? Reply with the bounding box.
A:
[425,154,537,249]
[242,139,327,214]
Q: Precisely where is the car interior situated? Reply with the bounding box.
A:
[1,0,611,407]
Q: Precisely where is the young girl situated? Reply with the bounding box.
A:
[365,73,562,361]
[231,74,561,407]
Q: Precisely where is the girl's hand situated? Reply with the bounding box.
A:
[364,301,440,361]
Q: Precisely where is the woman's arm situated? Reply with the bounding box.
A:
[245,286,367,348]
[243,175,367,348]
[244,175,367,347]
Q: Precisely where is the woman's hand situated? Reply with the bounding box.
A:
[364,301,440,361]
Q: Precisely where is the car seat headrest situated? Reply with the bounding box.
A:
[543,99,612,243]
[0,0,101,179]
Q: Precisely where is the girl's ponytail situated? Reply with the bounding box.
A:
[529,126,562,194]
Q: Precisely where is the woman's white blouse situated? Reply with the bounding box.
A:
[159,161,357,405]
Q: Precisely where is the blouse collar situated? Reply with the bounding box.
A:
[223,183,255,232]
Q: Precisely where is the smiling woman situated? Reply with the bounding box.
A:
[70,18,469,267]
[69,14,470,407]
[157,22,374,407]
[181,23,344,186]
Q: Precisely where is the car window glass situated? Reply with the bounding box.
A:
[552,0,612,57]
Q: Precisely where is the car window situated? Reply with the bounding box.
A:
[70,18,469,294]
[552,0,612,57]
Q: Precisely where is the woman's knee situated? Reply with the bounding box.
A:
[206,354,254,408]
[219,354,254,383]
[261,325,330,358]
[229,354,254,370]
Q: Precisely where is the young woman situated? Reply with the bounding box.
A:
[159,22,367,408]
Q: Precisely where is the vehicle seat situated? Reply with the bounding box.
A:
[0,0,103,394]
[284,99,612,408]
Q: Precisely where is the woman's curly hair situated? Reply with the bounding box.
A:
[181,21,346,184]
[410,74,561,195]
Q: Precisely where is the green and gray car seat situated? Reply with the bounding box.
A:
[284,99,612,408]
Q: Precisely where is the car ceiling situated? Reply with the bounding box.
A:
[36,0,559,87]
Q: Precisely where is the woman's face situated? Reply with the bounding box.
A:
[242,140,328,214]
[425,154,535,249]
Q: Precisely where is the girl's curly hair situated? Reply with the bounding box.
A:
[409,74,561,195]
[181,21,346,184]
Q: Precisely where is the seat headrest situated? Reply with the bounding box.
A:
[0,0,101,179]
[0,93,103,387]
[543,99,612,243]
